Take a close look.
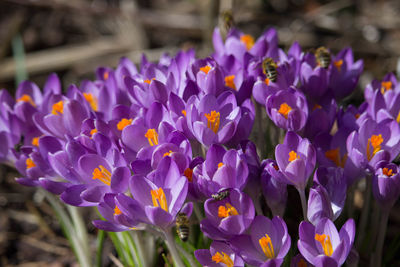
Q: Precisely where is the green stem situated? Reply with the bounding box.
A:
[68,206,89,256]
[297,188,308,221]
[356,176,372,249]
[164,229,185,267]
[375,208,389,267]
[131,231,147,267]
[96,230,105,267]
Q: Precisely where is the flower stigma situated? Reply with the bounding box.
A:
[32,137,39,146]
[92,165,111,186]
[200,65,212,74]
[145,129,159,146]
[380,81,392,94]
[205,110,220,133]
[382,167,394,177]
[259,234,275,259]
[26,158,35,169]
[334,60,343,71]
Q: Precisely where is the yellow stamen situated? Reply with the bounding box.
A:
[200,65,212,74]
[17,94,36,107]
[259,234,275,259]
[396,111,400,124]
[218,162,224,169]
[382,167,394,177]
[26,158,35,169]
[92,165,112,186]
[278,103,292,119]
[83,93,98,111]
[181,110,187,116]
[144,78,155,84]
[205,110,220,133]
[32,137,39,147]
[211,252,234,267]
[114,205,122,216]
[51,101,64,115]
[224,75,236,90]
[184,168,193,182]
[151,188,168,212]
[145,129,159,146]
[381,81,392,94]
[117,118,132,131]
[315,234,333,256]
[265,78,270,85]
[163,150,173,157]
[288,151,300,162]
[104,71,109,80]
[325,147,347,168]
[367,134,383,161]
[333,60,343,71]
[218,203,239,218]
[240,34,255,50]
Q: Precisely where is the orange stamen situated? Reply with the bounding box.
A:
[240,34,255,50]
[145,129,159,146]
[211,252,234,267]
[381,81,392,94]
[265,78,270,85]
[278,103,292,119]
[288,151,300,162]
[181,110,187,116]
[224,75,236,90]
[205,110,220,133]
[90,128,98,136]
[184,168,193,182]
[218,162,224,169]
[218,203,238,218]
[26,158,35,169]
[200,65,212,74]
[17,94,36,107]
[382,167,394,177]
[117,118,132,131]
[259,234,275,259]
[151,188,168,212]
[51,101,64,115]
[315,234,333,256]
[32,137,39,147]
[114,205,122,216]
[163,150,173,157]
[83,93,98,111]
[103,71,109,80]
[333,60,343,71]
[92,165,112,186]
[367,134,383,161]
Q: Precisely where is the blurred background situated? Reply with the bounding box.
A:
[1,0,400,266]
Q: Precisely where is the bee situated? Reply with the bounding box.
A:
[211,189,230,201]
[221,10,235,33]
[175,212,189,242]
[14,135,24,152]
[315,47,331,69]
[262,58,278,82]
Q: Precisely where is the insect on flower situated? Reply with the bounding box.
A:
[175,212,190,242]
[262,58,278,82]
[315,46,331,69]
[221,10,235,32]
[14,135,24,152]
[211,189,230,201]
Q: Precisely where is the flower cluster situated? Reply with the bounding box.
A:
[1,25,400,267]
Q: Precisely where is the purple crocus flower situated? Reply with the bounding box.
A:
[185,92,242,147]
[346,118,400,171]
[195,241,244,267]
[266,87,308,132]
[230,216,291,267]
[193,144,249,199]
[298,218,355,267]
[200,189,255,240]
[328,47,363,101]
[300,55,329,102]
[372,161,400,209]
[307,185,334,225]
[364,73,399,104]
[115,157,188,230]
[275,131,316,190]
